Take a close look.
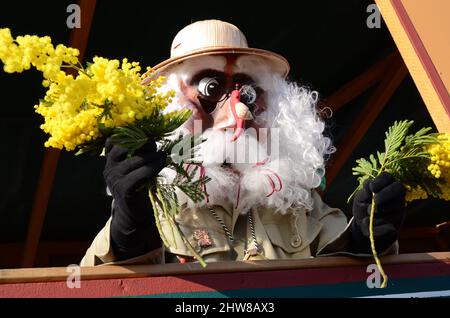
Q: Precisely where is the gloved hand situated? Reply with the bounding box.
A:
[351,172,406,254]
[103,138,167,261]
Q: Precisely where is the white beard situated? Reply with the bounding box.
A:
[158,58,335,214]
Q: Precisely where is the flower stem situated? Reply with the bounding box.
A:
[150,186,206,267]
[175,222,207,268]
[369,192,388,288]
[156,187,177,249]
[61,64,91,78]
[148,188,170,248]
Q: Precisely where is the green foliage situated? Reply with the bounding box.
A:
[74,137,106,156]
[97,99,114,121]
[348,120,439,203]
[104,107,209,265]
[135,108,192,140]
[157,165,211,215]
[104,107,210,209]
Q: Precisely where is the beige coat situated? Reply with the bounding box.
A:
[80,191,397,266]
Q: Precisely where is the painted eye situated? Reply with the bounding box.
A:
[239,84,257,105]
[198,77,222,99]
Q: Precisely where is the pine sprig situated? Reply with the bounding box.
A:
[157,165,211,215]
[382,120,413,165]
[74,137,107,156]
[136,109,192,140]
[348,120,439,203]
[80,106,209,266]
[109,126,148,155]
[348,119,442,288]
[74,109,193,157]
[104,109,189,153]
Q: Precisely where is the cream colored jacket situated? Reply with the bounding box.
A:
[80,191,397,266]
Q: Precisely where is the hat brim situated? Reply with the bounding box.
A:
[144,46,290,80]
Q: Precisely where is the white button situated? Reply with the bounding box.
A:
[290,235,302,248]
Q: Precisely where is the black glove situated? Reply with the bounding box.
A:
[351,172,406,254]
[103,139,166,261]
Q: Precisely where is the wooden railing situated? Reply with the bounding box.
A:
[1,252,450,298]
[1,252,449,284]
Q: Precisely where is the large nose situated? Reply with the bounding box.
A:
[210,89,253,141]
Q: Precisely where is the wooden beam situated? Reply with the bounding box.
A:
[2,252,450,284]
[325,53,408,188]
[376,0,450,133]
[320,51,398,112]
[68,0,97,63]
[21,0,97,268]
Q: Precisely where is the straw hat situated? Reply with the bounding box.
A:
[148,19,290,78]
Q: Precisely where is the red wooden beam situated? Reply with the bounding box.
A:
[320,51,399,112]
[21,0,97,268]
[1,253,450,297]
[21,149,60,268]
[68,0,97,63]
[2,261,450,297]
[5,252,450,284]
[325,53,408,188]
